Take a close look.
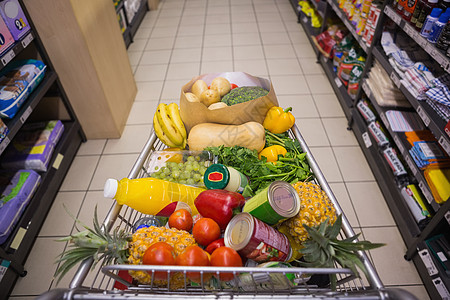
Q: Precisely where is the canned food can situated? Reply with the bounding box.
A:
[132,216,161,232]
[243,181,300,225]
[204,164,248,194]
[224,213,292,263]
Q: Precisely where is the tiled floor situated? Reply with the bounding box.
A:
[9,0,429,299]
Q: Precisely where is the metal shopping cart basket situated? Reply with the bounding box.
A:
[39,124,417,300]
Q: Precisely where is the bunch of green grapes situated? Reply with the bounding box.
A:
[152,155,211,186]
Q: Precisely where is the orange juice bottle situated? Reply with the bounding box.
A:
[103,177,205,216]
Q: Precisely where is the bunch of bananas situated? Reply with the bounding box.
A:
[153,103,187,148]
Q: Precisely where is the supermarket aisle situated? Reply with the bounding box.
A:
[9,0,429,299]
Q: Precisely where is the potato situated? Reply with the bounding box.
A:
[200,89,220,107]
[208,102,228,110]
[185,92,200,103]
[210,77,231,97]
[191,80,208,98]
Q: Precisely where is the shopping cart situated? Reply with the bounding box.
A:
[38,124,417,300]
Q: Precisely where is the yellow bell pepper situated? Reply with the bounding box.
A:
[258,145,287,162]
[263,106,295,134]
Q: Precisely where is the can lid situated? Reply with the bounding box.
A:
[268,181,301,218]
[203,164,229,190]
[224,213,254,252]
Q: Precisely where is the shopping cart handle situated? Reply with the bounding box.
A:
[35,288,70,300]
[383,288,419,300]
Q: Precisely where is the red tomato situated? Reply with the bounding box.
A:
[142,242,176,280]
[176,245,211,283]
[168,209,193,232]
[192,218,221,246]
[230,83,238,89]
[210,247,243,281]
[205,238,225,254]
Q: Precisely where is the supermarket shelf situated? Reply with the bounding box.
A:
[123,26,132,48]
[351,109,419,247]
[115,0,124,13]
[0,71,58,156]
[371,46,450,159]
[384,5,450,73]
[0,32,34,72]
[309,0,326,18]
[298,13,321,57]
[326,0,369,53]
[360,78,439,212]
[129,0,148,40]
[0,120,83,298]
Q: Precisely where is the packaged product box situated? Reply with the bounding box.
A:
[180,72,278,133]
[0,0,30,41]
[0,16,14,55]
[0,118,8,143]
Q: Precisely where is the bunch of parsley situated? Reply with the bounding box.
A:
[206,131,314,197]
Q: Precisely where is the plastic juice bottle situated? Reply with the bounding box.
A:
[420,7,443,37]
[103,177,206,216]
[416,0,439,30]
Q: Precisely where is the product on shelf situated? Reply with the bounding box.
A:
[337,47,365,86]
[0,118,8,143]
[117,8,127,33]
[420,8,443,38]
[356,99,377,122]
[124,0,142,24]
[385,110,425,132]
[0,15,14,55]
[368,121,390,147]
[383,147,408,176]
[424,73,450,122]
[426,234,450,271]
[424,164,450,203]
[415,0,439,30]
[298,0,323,28]
[0,169,41,244]
[313,25,348,58]
[1,120,64,171]
[428,11,450,43]
[0,59,47,118]
[405,130,450,169]
[0,0,30,41]
[400,185,429,223]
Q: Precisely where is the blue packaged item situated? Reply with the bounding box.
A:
[421,8,443,38]
[0,169,41,244]
[428,12,450,43]
[0,59,46,119]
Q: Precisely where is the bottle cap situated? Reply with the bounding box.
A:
[431,7,443,18]
[203,164,229,190]
[430,0,439,4]
[104,179,119,198]
[439,12,450,22]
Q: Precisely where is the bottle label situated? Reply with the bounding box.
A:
[428,23,445,43]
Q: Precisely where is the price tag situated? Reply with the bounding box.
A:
[436,52,449,70]
[362,132,372,148]
[20,106,32,124]
[380,112,389,129]
[419,181,434,204]
[335,77,343,88]
[391,11,402,25]
[445,211,450,225]
[416,35,428,48]
[322,55,328,63]
[21,32,33,48]
[52,153,64,170]
[417,105,431,127]
[432,278,450,299]
[438,136,450,156]
[390,72,401,88]
[0,136,10,154]
[405,155,417,176]
[10,227,26,250]
[0,260,10,281]
[1,49,15,66]
[362,81,371,98]
[393,135,405,154]
[403,23,416,39]
[419,248,438,276]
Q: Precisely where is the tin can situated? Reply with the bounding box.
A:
[204,164,248,194]
[224,213,291,263]
[132,216,161,232]
[243,181,300,225]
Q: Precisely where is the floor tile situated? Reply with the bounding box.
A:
[233,45,265,60]
[104,125,152,155]
[135,81,164,101]
[134,26,152,40]
[60,156,99,191]
[184,7,206,17]
[306,74,334,94]
[161,79,191,100]
[178,24,205,36]
[150,26,178,38]
[363,227,423,285]
[76,191,116,228]
[333,146,375,182]
[155,16,182,28]
[171,47,202,63]
[308,147,343,183]
[270,75,310,95]
[346,182,396,227]
[127,101,158,125]
[261,32,291,45]
[11,237,66,296]
[288,30,310,44]
[144,36,175,50]
[127,39,147,52]
[205,23,231,35]
[127,51,142,66]
[234,59,268,77]
[208,5,230,15]
[258,21,286,33]
[313,94,346,118]
[232,32,262,46]
[322,117,358,146]
[89,154,140,190]
[299,57,324,75]
[386,285,430,300]
[166,62,200,80]
[180,15,205,26]
[203,34,232,47]
[134,64,168,82]
[201,61,234,74]
[202,46,232,61]
[206,14,231,25]
[232,13,256,23]
[329,182,360,228]
[77,140,106,156]
[174,35,203,48]
[277,94,319,118]
[296,118,329,147]
[264,44,297,59]
[140,49,171,65]
[293,42,317,58]
[266,58,303,76]
[231,22,258,33]
[38,191,85,237]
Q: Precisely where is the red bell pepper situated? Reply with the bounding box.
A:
[194,189,245,230]
[205,238,225,254]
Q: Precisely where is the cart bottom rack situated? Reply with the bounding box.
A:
[38,125,418,300]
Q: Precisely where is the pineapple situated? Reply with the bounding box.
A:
[55,209,195,289]
[281,181,337,244]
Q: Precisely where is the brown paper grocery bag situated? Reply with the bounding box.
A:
[180,72,278,133]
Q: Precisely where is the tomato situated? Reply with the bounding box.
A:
[168,209,193,232]
[205,238,225,254]
[230,83,238,89]
[192,218,221,246]
[210,247,243,281]
[176,245,211,283]
[142,242,176,280]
